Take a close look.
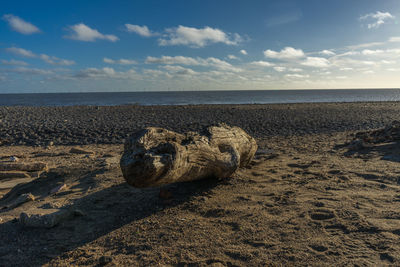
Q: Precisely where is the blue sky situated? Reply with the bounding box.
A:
[1,0,400,93]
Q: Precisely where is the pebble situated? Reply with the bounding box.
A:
[99,255,113,265]
[9,156,19,162]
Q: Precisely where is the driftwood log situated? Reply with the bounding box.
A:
[120,124,257,188]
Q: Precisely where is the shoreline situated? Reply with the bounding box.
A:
[1,100,400,108]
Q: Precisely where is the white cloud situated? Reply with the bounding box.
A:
[250,61,274,67]
[2,14,40,34]
[319,50,335,56]
[103,57,137,65]
[388,48,400,54]
[361,61,376,66]
[321,71,332,75]
[340,67,353,71]
[381,60,395,64]
[73,67,139,80]
[125,24,155,37]
[240,49,247,55]
[332,46,400,69]
[206,57,242,72]
[74,67,138,79]
[1,59,28,66]
[65,23,118,42]
[143,69,166,76]
[145,55,241,72]
[388,36,400,42]
[361,49,384,55]
[6,47,74,65]
[1,67,52,75]
[346,42,385,50]
[162,65,197,76]
[6,47,36,57]
[301,57,330,67]
[285,74,309,79]
[40,54,75,66]
[227,54,238,60]
[273,66,286,72]
[289,68,303,72]
[359,11,395,29]
[363,70,374,74]
[158,25,242,47]
[264,47,305,59]
[145,55,201,65]
[336,51,360,57]
[74,67,115,78]
[331,55,380,69]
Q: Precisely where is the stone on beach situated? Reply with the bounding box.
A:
[19,208,83,228]
[120,124,257,188]
[9,156,19,162]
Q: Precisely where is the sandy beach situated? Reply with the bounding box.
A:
[1,102,400,266]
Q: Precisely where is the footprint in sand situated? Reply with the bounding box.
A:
[309,244,328,252]
[309,209,336,220]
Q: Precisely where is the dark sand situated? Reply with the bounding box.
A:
[1,102,400,266]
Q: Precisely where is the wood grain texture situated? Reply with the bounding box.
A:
[120,124,257,188]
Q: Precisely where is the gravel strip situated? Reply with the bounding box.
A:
[0,102,399,146]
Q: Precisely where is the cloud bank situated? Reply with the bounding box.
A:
[6,47,75,65]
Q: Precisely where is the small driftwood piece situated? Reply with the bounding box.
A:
[20,208,84,228]
[0,162,48,172]
[7,193,35,209]
[69,147,95,154]
[120,124,257,188]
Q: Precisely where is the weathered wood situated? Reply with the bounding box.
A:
[0,162,48,172]
[0,171,30,180]
[120,124,257,188]
[7,193,35,209]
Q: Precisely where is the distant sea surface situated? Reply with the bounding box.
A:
[1,89,400,106]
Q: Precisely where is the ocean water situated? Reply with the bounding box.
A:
[0,89,400,106]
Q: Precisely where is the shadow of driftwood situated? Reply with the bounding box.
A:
[344,141,400,163]
[0,176,221,266]
[0,166,103,210]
